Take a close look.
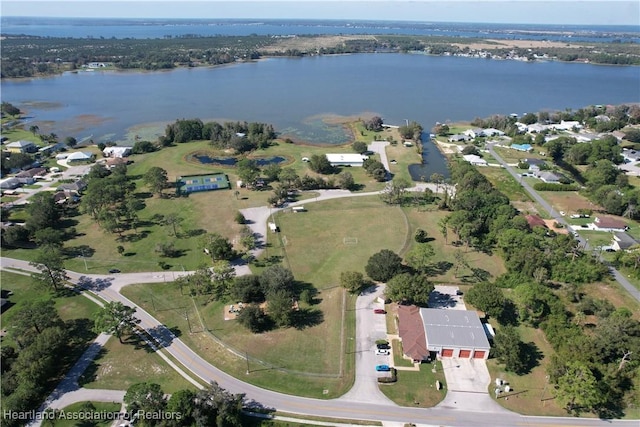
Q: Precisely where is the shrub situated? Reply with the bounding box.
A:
[377,368,397,383]
[533,183,580,191]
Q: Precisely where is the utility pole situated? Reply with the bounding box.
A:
[184,310,192,333]
[245,350,250,374]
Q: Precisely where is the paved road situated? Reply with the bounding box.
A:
[4,257,638,426]
[487,143,640,302]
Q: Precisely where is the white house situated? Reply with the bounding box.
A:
[611,232,639,251]
[325,153,368,167]
[66,151,95,163]
[535,171,561,183]
[551,120,583,131]
[103,146,132,158]
[593,216,629,232]
[0,177,21,190]
[462,154,488,166]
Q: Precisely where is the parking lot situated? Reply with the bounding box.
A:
[428,285,466,310]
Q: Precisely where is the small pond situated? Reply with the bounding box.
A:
[190,154,288,167]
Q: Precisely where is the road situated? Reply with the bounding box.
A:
[4,257,638,426]
[486,143,640,302]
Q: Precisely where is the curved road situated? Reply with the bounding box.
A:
[3,257,637,426]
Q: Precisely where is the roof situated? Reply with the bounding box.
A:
[325,153,367,164]
[420,308,491,350]
[613,232,639,250]
[15,167,47,178]
[397,305,429,361]
[462,154,487,165]
[524,158,546,166]
[536,171,560,182]
[66,151,94,161]
[6,140,35,148]
[103,146,132,156]
[595,216,628,230]
[525,214,547,228]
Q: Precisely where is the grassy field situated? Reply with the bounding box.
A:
[51,401,122,427]
[537,190,599,216]
[79,334,197,393]
[119,196,408,398]
[379,363,447,408]
[402,207,507,284]
[492,146,545,164]
[476,167,532,203]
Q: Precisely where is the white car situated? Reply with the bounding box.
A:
[375,348,390,356]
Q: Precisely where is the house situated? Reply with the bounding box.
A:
[448,134,469,143]
[611,232,639,251]
[463,128,484,139]
[525,214,548,229]
[397,305,430,362]
[482,128,505,137]
[0,177,20,190]
[66,151,95,163]
[57,179,87,194]
[526,124,547,134]
[420,308,491,359]
[6,140,37,154]
[15,167,47,184]
[575,133,600,143]
[551,120,582,131]
[102,146,132,158]
[594,216,629,232]
[510,143,533,152]
[462,154,488,166]
[105,157,129,169]
[535,171,561,183]
[325,153,368,167]
[176,173,230,195]
[524,158,546,168]
[622,149,640,163]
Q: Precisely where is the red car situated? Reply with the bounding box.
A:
[374,309,386,314]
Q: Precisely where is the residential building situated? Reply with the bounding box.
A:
[397,305,429,363]
[594,216,629,232]
[535,171,561,183]
[525,214,548,229]
[0,177,20,190]
[611,232,639,251]
[103,146,132,158]
[6,140,37,154]
[15,167,47,184]
[447,134,469,143]
[462,154,488,166]
[66,151,95,163]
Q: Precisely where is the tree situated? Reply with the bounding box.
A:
[364,116,383,131]
[555,361,602,415]
[64,136,77,147]
[337,171,355,190]
[30,247,67,292]
[236,305,268,333]
[414,229,429,243]
[132,140,156,154]
[493,325,526,373]
[124,382,166,424]
[267,290,293,328]
[309,154,333,174]
[25,192,61,234]
[93,302,139,344]
[340,271,365,294]
[405,243,435,273]
[210,260,236,300]
[229,275,265,303]
[278,168,299,187]
[202,233,234,261]
[385,272,434,305]
[260,265,295,298]
[236,158,260,184]
[438,217,449,245]
[365,249,403,282]
[262,163,282,182]
[2,101,21,116]
[163,213,182,237]
[465,282,505,319]
[11,300,62,348]
[33,227,65,249]
[193,382,244,427]
[166,389,196,425]
[352,141,368,154]
[143,166,168,197]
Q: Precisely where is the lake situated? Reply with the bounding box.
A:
[2,53,639,178]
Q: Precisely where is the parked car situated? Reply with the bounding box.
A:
[377,343,391,350]
[373,308,386,314]
[108,268,121,274]
[375,349,390,356]
[375,364,391,372]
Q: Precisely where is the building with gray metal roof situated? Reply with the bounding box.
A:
[419,308,491,359]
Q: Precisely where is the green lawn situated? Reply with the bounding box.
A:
[379,363,447,408]
[477,167,531,203]
[79,334,197,393]
[50,401,122,427]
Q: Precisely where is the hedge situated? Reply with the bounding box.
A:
[533,183,580,191]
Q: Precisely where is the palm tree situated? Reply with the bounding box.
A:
[29,125,40,136]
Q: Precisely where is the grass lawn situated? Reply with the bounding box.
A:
[391,339,414,368]
[537,190,599,216]
[0,271,100,348]
[477,167,532,203]
[574,230,614,248]
[50,401,122,427]
[79,334,197,393]
[486,325,568,417]
[492,146,544,164]
[385,141,423,183]
[402,207,506,284]
[379,363,447,408]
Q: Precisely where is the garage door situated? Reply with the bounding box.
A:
[442,349,454,357]
[459,349,471,358]
[473,350,486,359]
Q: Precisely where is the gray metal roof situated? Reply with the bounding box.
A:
[420,308,491,350]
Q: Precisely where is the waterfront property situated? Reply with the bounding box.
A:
[176,173,230,195]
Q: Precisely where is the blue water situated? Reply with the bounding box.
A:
[2,17,638,43]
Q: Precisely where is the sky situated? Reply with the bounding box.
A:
[1,1,639,26]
